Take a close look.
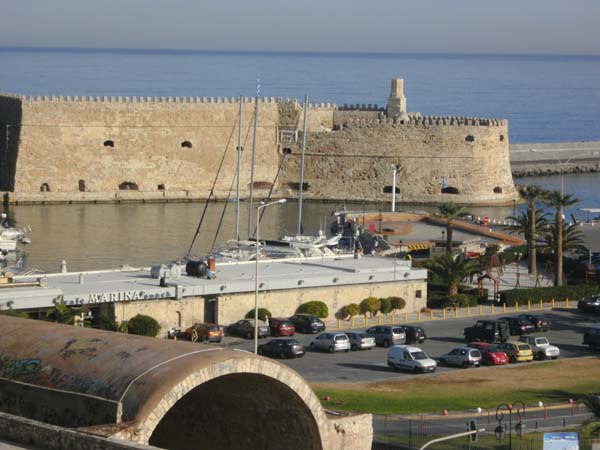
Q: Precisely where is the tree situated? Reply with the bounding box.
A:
[436,202,470,253]
[359,297,381,318]
[389,296,406,313]
[516,185,548,276]
[544,191,579,286]
[540,222,588,257]
[428,253,480,297]
[45,297,79,325]
[127,314,160,337]
[379,297,393,315]
[246,308,272,322]
[343,303,360,319]
[505,209,549,273]
[297,301,329,318]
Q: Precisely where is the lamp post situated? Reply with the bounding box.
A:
[391,164,400,212]
[495,401,526,450]
[254,198,287,354]
[530,149,599,196]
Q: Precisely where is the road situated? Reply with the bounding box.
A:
[216,308,599,383]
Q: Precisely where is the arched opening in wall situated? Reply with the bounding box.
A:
[493,186,503,194]
[252,181,273,190]
[158,184,165,191]
[441,186,460,195]
[40,183,50,192]
[465,135,475,143]
[103,140,115,148]
[78,180,86,192]
[282,147,292,155]
[148,373,322,450]
[499,135,505,142]
[287,182,310,191]
[181,141,193,149]
[118,181,139,190]
[382,186,400,194]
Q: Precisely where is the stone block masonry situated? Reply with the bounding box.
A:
[0,79,518,205]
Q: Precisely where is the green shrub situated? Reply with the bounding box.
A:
[127,314,160,337]
[359,297,381,317]
[343,303,360,319]
[448,294,478,308]
[499,284,599,306]
[245,308,272,322]
[297,301,329,318]
[389,296,406,312]
[95,314,118,331]
[379,298,393,315]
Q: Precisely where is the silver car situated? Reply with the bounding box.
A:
[310,333,351,353]
[439,346,482,368]
[346,332,376,351]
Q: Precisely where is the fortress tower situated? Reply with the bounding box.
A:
[386,78,407,119]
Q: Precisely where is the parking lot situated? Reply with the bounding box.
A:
[214,308,600,383]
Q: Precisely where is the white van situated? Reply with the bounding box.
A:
[387,345,437,373]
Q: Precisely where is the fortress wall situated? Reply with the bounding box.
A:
[280,117,517,204]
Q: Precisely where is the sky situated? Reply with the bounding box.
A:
[1,0,599,55]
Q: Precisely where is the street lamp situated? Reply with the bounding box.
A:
[254,198,287,354]
[495,401,526,450]
[530,149,599,196]
[390,164,400,212]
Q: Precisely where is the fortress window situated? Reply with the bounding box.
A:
[158,184,165,190]
[40,183,50,192]
[78,180,86,192]
[465,135,475,143]
[103,140,115,148]
[416,290,422,298]
[493,186,503,194]
[441,186,460,195]
[252,181,273,190]
[181,141,193,149]
[282,147,292,155]
[287,182,309,191]
[499,134,505,142]
[382,186,400,194]
[119,181,139,191]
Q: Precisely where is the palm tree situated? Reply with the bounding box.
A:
[517,185,548,277]
[505,209,549,269]
[436,202,470,254]
[540,222,588,257]
[543,190,579,286]
[428,253,480,297]
[45,297,79,325]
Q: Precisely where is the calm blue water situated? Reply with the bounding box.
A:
[1,47,600,143]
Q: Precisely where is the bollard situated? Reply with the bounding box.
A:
[552,299,555,309]
[337,319,341,329]
[405,311,408,322]
[544,407,548,420]
[417,310,421,321]
[430,309,433,320]
[391,313,395,324]
[566,298,570,308]
[378,315,382,325]
[528,300,531,311]
[365,316,368,326]
[491,304,495,314]
[351,317,355,328]
[503,304,506,313]
[467,305,471,317]
[515,302,519,311]
[540,299,543,310]
[479,304,483,315]
[443,308,446,320]
[454,307,458,318]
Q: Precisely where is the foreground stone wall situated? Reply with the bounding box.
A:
[114,279,427,331]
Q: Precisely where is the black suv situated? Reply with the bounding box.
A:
[517,314,550,332]
[499,316,536,335]
[578,295,600,313]
[365,325,407,347]
[403,325,427,344]
[464,320,509,343]
[583,327,600,350]
[289,314,326,334]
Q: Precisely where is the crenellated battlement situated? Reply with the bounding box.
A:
[337,114,507,128]
[338,104,385,112]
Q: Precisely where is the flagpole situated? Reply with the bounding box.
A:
[248,79,260,238]
[297,95,308,235]
[235,95,243,241]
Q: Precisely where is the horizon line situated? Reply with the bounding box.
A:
[1,45,599,59]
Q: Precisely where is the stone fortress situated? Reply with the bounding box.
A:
[0,79,518,205]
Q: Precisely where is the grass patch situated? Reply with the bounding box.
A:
[312,358,600,415]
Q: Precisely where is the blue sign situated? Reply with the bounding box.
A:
[543,432,579,450]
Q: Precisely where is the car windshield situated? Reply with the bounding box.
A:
[518,344,530,351]
[536,338,549,345]
[411,351,429,360]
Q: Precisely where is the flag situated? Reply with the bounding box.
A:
[441,176,447,190]
[256,78,261,97]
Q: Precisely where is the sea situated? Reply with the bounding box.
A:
[0,47,599,272]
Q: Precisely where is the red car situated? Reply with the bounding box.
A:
[269,318,296,336]
[468,342,509,365]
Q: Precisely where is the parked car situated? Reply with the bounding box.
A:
[268,317,295,336]
[257,338,305,359]
[467,342,509,366]
[388,345,437,373]
[403,325,427,344]
[366,325,406,347]
[583,326,600,350]
[289,314,326,334]
[578,295,600,313]
[438,347,482,368]
[464,320,509,343]
[518,335,560,360]
[346,332,376,351]
[185,322,223,343]
[228,319,270,339]
[517,314,550,332]
[310,333,351,353]
[499,316,536,335]
[492,341,534,363]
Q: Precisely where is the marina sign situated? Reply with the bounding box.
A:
[64,290,172,306]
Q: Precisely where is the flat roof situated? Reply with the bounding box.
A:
[0,255,426,311]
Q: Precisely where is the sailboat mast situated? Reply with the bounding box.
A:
[247,80,260,238]
[297,95,308,235]
[235,96,243,241]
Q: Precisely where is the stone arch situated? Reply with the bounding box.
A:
[78,179,86,192]
[118,181,139,190]
[181,140,193,148]
[499,134,505,142]
[40,182,50,192]
[441,186,460,195]
[382,185,400,194]
[135,356,326,449]
[103,140,115,147]
[493,186,503,194]
[465,135,475,143]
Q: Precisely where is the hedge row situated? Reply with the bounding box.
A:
[499,284,600,306]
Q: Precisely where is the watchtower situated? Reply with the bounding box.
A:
[386,78,407,119]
